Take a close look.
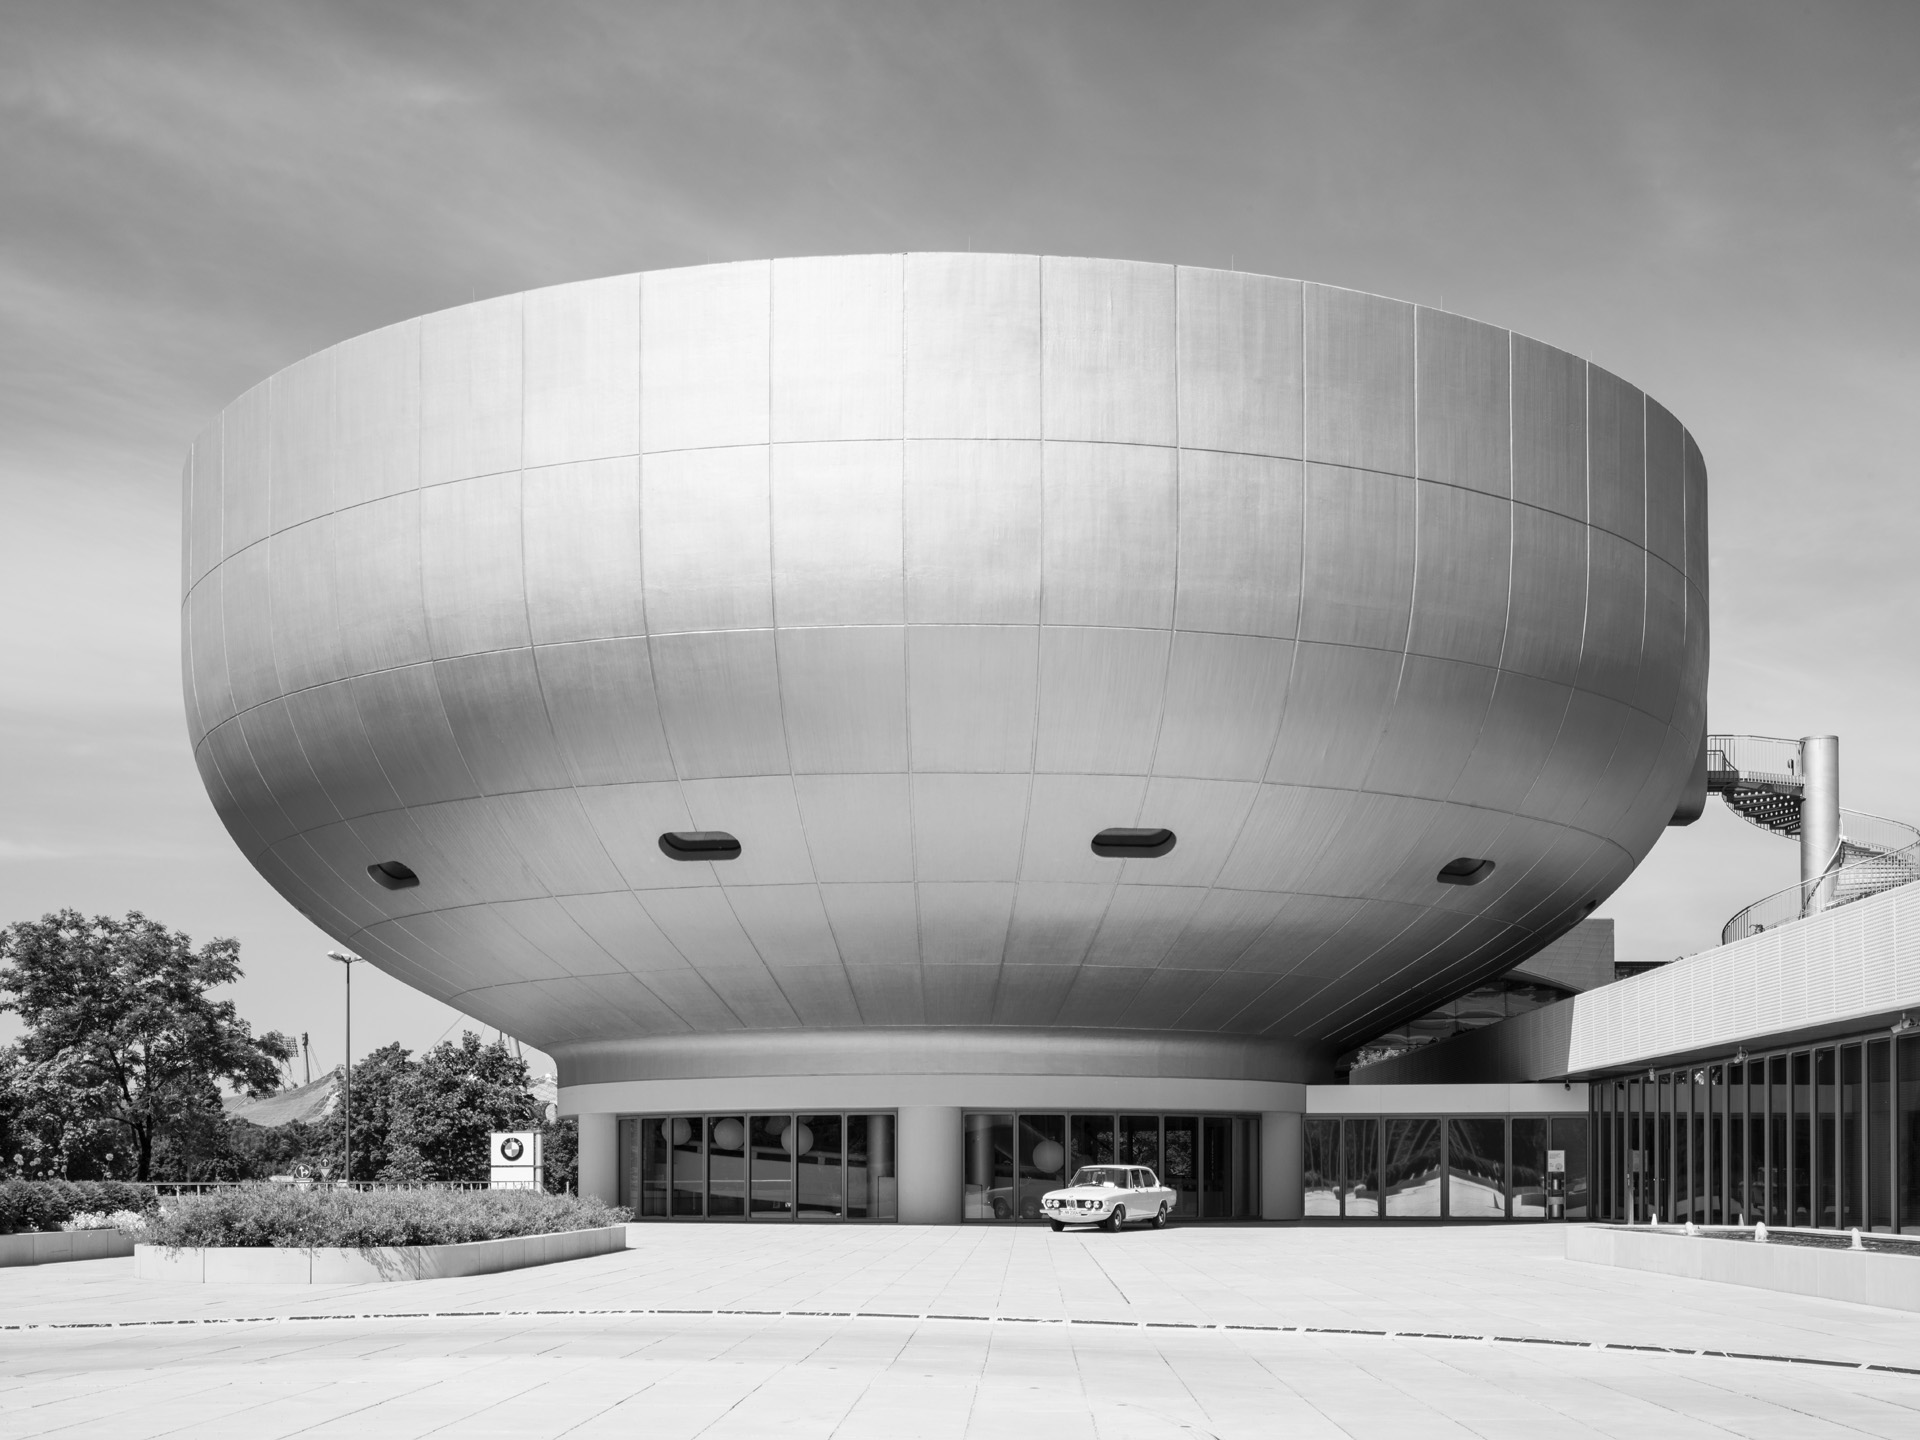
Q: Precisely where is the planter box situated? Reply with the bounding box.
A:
[0,1228,139,1268]
[1567,1225,1920,1313]
[134,1223,625,1283]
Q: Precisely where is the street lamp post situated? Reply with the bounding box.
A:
[326,952,360,1185]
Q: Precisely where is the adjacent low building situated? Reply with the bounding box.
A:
[181,254,1710,1222]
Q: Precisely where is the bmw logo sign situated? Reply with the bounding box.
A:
[500,1136,524,1162]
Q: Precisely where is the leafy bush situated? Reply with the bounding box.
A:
[144,1185,628,1249]
[63,1209,148,1233]
[0,1178,155,1234]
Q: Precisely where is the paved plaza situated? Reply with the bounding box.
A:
[4,1223,1918,1437]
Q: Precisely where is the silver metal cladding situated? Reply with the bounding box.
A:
[180,256,1708,1071]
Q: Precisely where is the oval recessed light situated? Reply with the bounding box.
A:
[659,830,742,861]
[1436,856,1496,886]
[1091,827,1177,859]
[367,860,419,890]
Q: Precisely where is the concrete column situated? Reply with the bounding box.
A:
[896,1105,964,1225]
[1799,735,1840,914]
[1260,1111,1303,1220]
[576,1112,619,1207]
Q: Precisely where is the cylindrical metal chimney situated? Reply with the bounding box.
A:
[1800,735,1840,913]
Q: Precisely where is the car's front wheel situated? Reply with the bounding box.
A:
[1152,1203,1168,1229]
[1103,1204,1126,1233]
[1049,1219,1064,1232]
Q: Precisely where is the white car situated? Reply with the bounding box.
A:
[1040,1165,1176,1231]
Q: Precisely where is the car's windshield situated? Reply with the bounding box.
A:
[1068,1167,1129,1187]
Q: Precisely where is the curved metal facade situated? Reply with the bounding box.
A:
[180,255,1709,1083]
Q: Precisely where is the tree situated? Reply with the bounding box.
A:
[223,1116,326,1181]
[383,1032,540,1182]
[0,911,295,1179]
[313,1042,415,1180]
[541,1116,578,1195]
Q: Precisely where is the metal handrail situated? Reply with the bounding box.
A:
[1721,836,1920,945]
[1704,733,1802,784]
[1839,807,1920,853]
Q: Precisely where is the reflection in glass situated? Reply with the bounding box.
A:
[1841,1047,1862,1230]
[1447,1118,1506,1217]
[672,1116,705,1217]
[1660,1073,1676,1223]
[795,1114,843,1220]
[1869,1040,1891,1230]
[1551,1115,1589,1219]
[1791,1052,1811,1226]
[1727,1064,1746,1224]
[1019,1114,1066,1220]
[1900,1035,1920,1232]
[616,1118,634,1212]
[1343,1118,1379,1216]
[1708,1067,1724,1224]
[1816,1050,1836,1228]
[750,1114,791,1218]
[1120,1115,1161,1175]
[966,1113,1015,1221]
[1674,1075,1689,1221]
[1201,1116,1233,1217]
[1164,1116,1199,1217]
[1384,1118,1442,1216]
[1626,1080,1644,1222]
[706,1115,746,1218]
[1768,1055,1789,1225]
[1605,1083,1621,1220]
[1304,1119,1340,1216]
[1691,1070,1708,1224]
[616,1118,636,1214]
[638,1117,669,1218]
[1511,1117,1548,1218]
[1748,1063,1767,1227]
[1237,1117,1259,1216]
[1592,1086,1610,1220]
[847,1114,896,1221]
[1071,1114,1116,1177]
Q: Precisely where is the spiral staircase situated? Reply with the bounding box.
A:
[1706,734,1920,943]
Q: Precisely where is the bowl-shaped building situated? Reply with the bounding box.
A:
[181,255,1708,1220]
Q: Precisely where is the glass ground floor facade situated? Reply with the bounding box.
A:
[1590,1030,1920,1231]
[618,1114,899,1221]
[1303,1114,1590,1218]
[962,1112,1260,1222]
[614,1110,1261,1222]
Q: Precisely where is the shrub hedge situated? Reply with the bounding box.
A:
[0,1179,155,1234]
[144,1185,629,1249]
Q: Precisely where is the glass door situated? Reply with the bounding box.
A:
[1343,1118,1379,1217]
[794,1114,844,1220]
[708,1116,747,1218]
[1019,1114,1067,1221]
[1304,1119,1340,1216]
[1816,1050,1837,1228]
[672,1117,706,1217]
[750,1114,792,1219]
[846,1113,896,1221]
[1164,1116,1200,1217]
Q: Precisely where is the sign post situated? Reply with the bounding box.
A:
[490,1131,543,1190]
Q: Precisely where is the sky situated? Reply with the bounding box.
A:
[2,0,1916,1080]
